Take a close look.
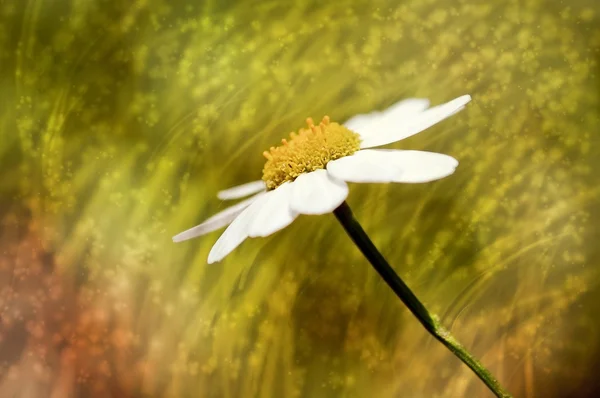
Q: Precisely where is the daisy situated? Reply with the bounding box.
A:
[173,94,470,264]
[172,94,512,397]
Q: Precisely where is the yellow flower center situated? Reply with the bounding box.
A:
[262,116,361,190]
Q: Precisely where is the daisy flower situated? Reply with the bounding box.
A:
[173,95,470,264]
[172,94,512,397]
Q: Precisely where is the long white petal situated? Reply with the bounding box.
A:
[344,98,431,140]
[172,193,264,242]
[381,98,431,117]
[327,149,458,183]
[359,95,471,149]
[248,182,298,238]
[290,169,349,215]
[217,180,266,200]
[207,194,267,264]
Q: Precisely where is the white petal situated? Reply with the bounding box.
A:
[327,149,458,183]
[207,194,267,264]
[217,180,266,200]
[172,193,264,242]
[381,98,431,118]
[290,169,349,215]
[248,182,298,238]
[359,95,471,149]
[344,98,430,139]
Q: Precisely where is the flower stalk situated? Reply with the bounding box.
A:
[333,201,512,398]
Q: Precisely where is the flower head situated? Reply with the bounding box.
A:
[173,95,471,263]
[262,116,361,190]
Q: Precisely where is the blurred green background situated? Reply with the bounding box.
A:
[0,0,599,397]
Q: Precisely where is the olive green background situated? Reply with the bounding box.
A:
[0,0,599,397]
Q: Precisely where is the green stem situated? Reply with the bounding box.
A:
[333,201,512,398]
